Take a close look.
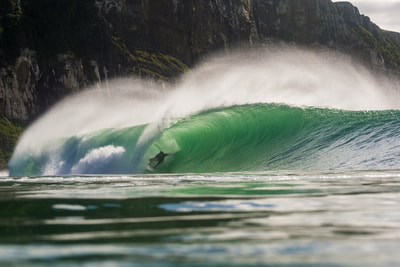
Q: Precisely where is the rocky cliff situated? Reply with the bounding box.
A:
[1,0,400,167]
[1,0,400,122]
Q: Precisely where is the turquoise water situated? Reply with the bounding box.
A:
[9,104,400,176]
[1,171,400,266]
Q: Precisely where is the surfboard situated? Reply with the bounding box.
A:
[146,164,156,172]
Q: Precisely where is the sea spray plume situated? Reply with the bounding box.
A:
[8,47,400,175]
[12,79,169,155]
[171,46,399,112]
[15,47,400,151]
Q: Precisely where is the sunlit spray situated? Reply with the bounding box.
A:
[9,46,400,175]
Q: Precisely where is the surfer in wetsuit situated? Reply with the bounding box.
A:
[148,151,169,169]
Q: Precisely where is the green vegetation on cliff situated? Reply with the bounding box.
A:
[0,115,23,170]
[346,19,400,72]
[377,31,400,72]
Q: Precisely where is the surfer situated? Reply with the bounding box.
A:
[148,151,169,169]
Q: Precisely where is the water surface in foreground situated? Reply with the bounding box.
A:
[1,170,400,266]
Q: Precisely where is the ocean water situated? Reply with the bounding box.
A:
[3,48,400,265]
[1,172,400,266]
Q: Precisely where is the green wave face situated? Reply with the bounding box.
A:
[9,104,400,176]
[151,104,400,173]
[151,104,310,173]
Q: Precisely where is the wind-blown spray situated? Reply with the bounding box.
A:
[8,47,400,176]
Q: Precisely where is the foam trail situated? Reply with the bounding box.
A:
[9,47,400,175]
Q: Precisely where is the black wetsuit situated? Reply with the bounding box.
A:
[149,151,168,168]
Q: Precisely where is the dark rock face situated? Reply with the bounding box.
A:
[0,0,190,121]
[1,0,400,122]
[115,0,399,71]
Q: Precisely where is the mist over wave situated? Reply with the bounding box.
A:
[9,47,400,175]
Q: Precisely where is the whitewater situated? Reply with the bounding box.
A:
[3,47,400,266]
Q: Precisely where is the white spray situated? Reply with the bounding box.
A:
[10,47,400,171]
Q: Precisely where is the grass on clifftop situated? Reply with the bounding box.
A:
[0,115,23,170]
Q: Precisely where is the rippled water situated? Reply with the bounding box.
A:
[1,170,400,266]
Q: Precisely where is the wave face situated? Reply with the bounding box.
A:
[9,104,400,176]
[8,47,400,176]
